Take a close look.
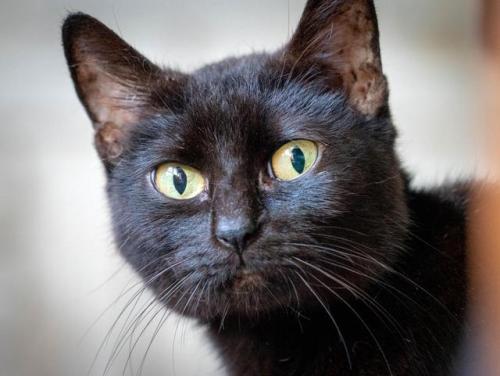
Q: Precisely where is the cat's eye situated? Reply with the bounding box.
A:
[271,140,318,181]
[153,163,205,200]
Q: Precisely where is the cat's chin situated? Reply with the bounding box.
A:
[230,269,266,292]
[160,265,298,321]
[164,265,359,322]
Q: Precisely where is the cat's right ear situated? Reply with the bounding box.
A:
[62,13,187,168]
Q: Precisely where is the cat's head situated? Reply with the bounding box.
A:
[62,0,408,321]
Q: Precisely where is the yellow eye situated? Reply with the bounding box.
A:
[153,163,205,200]
[271,140,318,181]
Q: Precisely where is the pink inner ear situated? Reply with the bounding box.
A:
[75,60,141,129]
[63,13,187,165]
[73,59,145,164]
[94,121,127,163]
[333,1,387,117]
[287,0,387,118]
[94,122,123,160]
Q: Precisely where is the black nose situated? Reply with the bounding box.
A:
[215,216,259,254]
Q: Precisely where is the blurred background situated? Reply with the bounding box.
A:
[0,0,483,375]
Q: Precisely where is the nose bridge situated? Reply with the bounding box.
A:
[212,168,261,253]
[214,169,257,223]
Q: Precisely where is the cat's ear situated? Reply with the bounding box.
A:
[62,13,186,166]
[285,0,387,118]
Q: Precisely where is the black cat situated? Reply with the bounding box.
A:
[62,1,468,375]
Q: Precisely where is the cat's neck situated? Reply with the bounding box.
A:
[208,309,352,376]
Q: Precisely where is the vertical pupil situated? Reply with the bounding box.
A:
[290,146,305,174]
[172,167,187,194]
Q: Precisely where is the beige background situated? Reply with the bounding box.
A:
[0,0,480,375]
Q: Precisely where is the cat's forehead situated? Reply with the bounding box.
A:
[183,55,350,134]
[140,55,356,166]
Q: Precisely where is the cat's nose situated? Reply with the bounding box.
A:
[215,216,259,254]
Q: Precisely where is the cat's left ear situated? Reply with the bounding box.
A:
[62,13,187,167]
[284,0,387,118]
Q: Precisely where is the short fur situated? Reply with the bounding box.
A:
[62,1,468,375]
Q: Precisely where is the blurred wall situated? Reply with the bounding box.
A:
[0,1,479,375]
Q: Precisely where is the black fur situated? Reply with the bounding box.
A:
[62,1,468,375]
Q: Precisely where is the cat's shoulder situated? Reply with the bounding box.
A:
[405,180,469,262]
[407,180,470,220]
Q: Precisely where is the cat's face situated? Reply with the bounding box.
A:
[63,0,408,321]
